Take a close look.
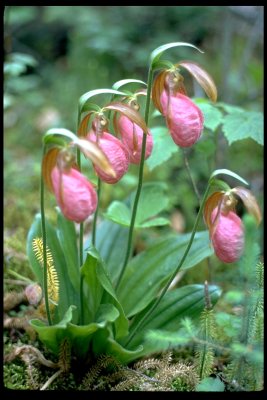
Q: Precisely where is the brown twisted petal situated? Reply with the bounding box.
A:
[203,191,225,230]
[78,112,94,137]
[177,61,217,102]
[104,102,149,135]
[231,187,262,225]
[152,70,168,113]
[42,148,60,192]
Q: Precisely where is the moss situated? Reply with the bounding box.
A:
[4,362,30,390]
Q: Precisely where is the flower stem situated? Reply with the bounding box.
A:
[125,178,213,347]
[76,136,85,324]
[115,67,154,290]
[92,177,101,246]
[183,149,201,206]
[40,147,52,326]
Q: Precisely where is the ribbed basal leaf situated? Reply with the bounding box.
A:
[56,207,79,293]
[126,284,221,350]
[82,246,128,339]
[150,42,203,68]
[85,220,129,283]
[112,79,147,90]
[117,231,214,317]
[30,305,121,358]
[81,249,105,322]
[26,214,78,322]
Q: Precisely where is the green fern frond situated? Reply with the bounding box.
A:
[32,238,59,305]
[194,308,218,380]
[255,262,264,289]
[58,339,71,373]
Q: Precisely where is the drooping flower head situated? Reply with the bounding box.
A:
[152,62,217,148]
[42,141,114,222]
[115,99,153,164]
[51,165,97,223]
[45,148,97,223]
[78,100,150,181]
[204,187,262,263]
[86,114,129,184]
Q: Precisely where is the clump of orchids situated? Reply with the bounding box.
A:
[25,42,261,366]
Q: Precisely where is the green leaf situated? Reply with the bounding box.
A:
[30,305,122,358]
[43,128,77,144]
[146,126,179,171]
[210,169,248,185]
[78,88,126,121]
[117,231,214,317]
[81,250,104,322]
[139,217,170,228]
[196,377,225,392]
[103,201,131,226]
[56,208,79,293]
[90,326,144,363]
[86,220,129,283]
[133,182,169,225]
[26,214,78,322]
[217,102,244,114]
[195,100,224,131]
[82,246,129,339]
[104,182,170,228]
[150,42,203,68]
[112,79,147,90]
[127,284,221,350]
[222,111,263,145]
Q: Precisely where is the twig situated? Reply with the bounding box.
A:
[40,369,63,391]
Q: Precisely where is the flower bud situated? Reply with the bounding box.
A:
[160,90,204,147]
[87,131,129,184]
[117,115,153,164]
[25,283,42,306]
[51,166,97,223]
[211,207,244,263]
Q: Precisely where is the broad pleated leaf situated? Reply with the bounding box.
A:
[126,284,221,350]
[117,231,214,317]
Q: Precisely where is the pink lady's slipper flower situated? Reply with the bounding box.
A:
[87,131,129,184]
[51,166,97,223]
[117,115,153,164]
[160,90,204,147]
[210,207,244,263]
[152,63,217,148]
[204,188,262,263]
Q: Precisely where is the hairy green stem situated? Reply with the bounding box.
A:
[183,149,201,206]
[40,147,52,326]
[92,179,101,247]
[115,67,153,290]
[125,179,213,346]
[77,130,85,324]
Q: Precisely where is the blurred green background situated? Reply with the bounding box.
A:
[4,6,263,283]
